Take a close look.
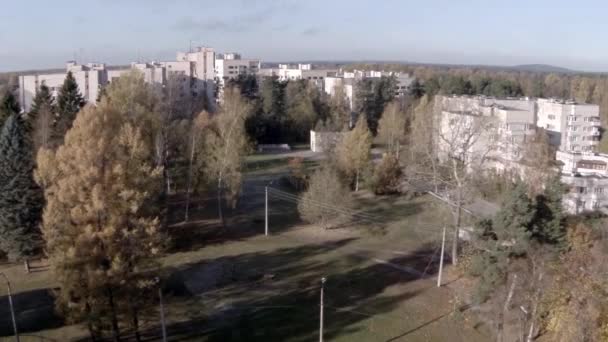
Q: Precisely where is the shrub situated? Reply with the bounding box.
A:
[371,154,403,195]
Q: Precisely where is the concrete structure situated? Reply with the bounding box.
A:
[261,64,337,88]
[557,150,608,214]
[214,53,260,87]
[436,96,537,174]
[324,70,414,109]
[537,98,601,152]
[17,46,227,112]
[19,61,108,112]
[310,130,345,152]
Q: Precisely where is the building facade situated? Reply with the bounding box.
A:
[436,96,537,174]
[260,64,337,88]
[324,70,414,110]
[557,150,608,214]
[537,98,601,152]
[214,53,261,86]
[19,62,108,112]
[17,46,248,112]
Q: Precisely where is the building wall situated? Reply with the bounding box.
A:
[537,99,600,152]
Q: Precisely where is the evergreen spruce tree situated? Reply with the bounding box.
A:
[0,114,43,260]
[55,71,85,142]
[0,90,20,129]
[533,175,567,248]
[29,83,54,119]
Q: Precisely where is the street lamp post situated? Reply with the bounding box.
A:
[0,273,19,342]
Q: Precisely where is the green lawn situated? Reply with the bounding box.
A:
[0,151,491,341]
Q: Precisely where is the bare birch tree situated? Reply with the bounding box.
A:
[194,88,251,226]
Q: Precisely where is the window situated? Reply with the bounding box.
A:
[569,115,578,121]
[570,126,578,131]
[578,187,588,194]
[595,187,604,194]
[546,124,555,130]
[548,114,556,120]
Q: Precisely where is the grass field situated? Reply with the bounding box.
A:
[0,151,490,341]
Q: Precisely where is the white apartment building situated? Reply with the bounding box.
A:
[557,150,608,214]
[18,46,223,112]
[260,64,337,88]
[537,98,601,152]
[214,53,261,87]
[437,96,537,174]
[324,70,414,109]
[19,61,107,112]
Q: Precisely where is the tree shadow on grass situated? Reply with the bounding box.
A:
[0,288,63,337]
[147,240,452,341]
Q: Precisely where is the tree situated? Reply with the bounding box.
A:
[532,175,567,247]
[408,79,425,99]
[336,116,372,191]
[470,183,535,302]
[327,83,351,131]
[55,71,85,143]
[35,102,164,341]
[0,89,20,129]
[28,83,54,120]
[436,101,498,265]
[377,101,407,156]
[0,114,43,260]
[371,154,403,195]
[32,102,54,151]
[298,165,352,228]
[285,80,318,142]
[521,129,556,196]
[195,88,251,226]
[355,76,396,135]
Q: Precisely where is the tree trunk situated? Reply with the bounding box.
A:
[217,175,224,227]
[184,132,196,222]
[86,302,97,342]
[355,169,360,192]
[452,187,462,265]
[497,274,518,342]
[132,305,141,342]
[106,286,121,342]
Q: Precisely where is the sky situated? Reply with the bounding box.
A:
[2,0,608,72]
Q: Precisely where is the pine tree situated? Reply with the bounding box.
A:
[29,83,54,119]
[491,182,535,256]
[36,99,164,340]
[0,114,43,260]
[55,71,85,142]
[533,175,567,248]
[0,90,20,129]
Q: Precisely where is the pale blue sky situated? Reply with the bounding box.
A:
[1,0,608,72]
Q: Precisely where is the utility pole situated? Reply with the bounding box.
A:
[437,226,446,287]
[319,277,326,342]
[156,278,167,342]
[265,186,269,236]
[0,273,19,342]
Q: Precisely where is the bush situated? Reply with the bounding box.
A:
[298,166,351,228]
[370,154,403,195]
[287,157,308,191]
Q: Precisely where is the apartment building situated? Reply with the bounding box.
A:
[537,98,601,152]
[214,53,261,86]
[324,70,414,109]
[557,150,608,214]
[436,96,537,173]
[17,46,225,112]
[18,61,107,112]
[260,64,337,88]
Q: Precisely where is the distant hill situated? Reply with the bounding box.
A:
[511,64,574,73]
